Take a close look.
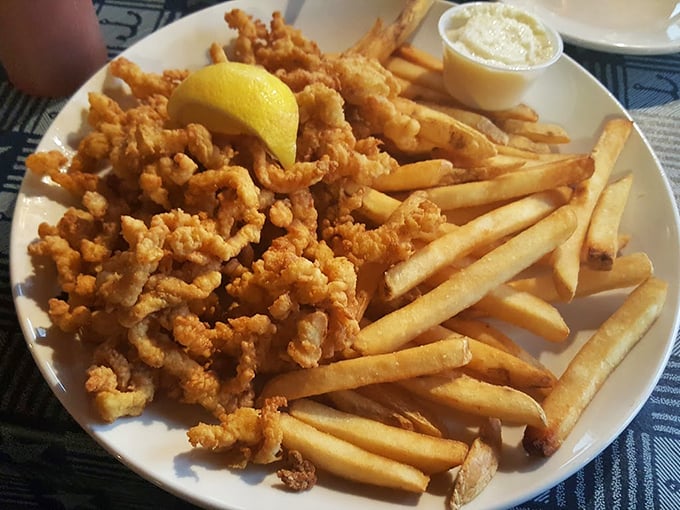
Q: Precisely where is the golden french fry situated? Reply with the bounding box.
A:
[355,206,577,355]
[371,159,467,191]
[413,324,556,391]
[345,0,434,62]
[356,382,448,437]
[494,143,543,159]
[585,172,633,270]
[506,134,551,153]
[510,252,654,302]
[327,389,415,430]
[383,189,570,300]
[422,155,594,210]
[449,418,502,510]
[443,199,515,226]
[395,75,452,104]
[357,185,402,224]
[395,43,444,71]
[468,284,570,342]
[401,372,547,427]
[443,317,548,371]
[279,413,430,492]
[260,336,471,401]
[386,55,447,95]
[500,118,571,144]
[485,103,540,123]
[552,118,633,301]
[523,277,668,457]
[289,399,468,473]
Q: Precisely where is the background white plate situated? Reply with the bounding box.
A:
[502,0,680,55]
[10,1,680,509]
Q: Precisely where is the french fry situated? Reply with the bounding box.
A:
[413,324,556,391]
[585,172,633,270]
[395,43,444,71]
[395,75,452,104]
[467,284,570,342]
[510,252,654,302]
[401,372,547,427]
[422,155,594,210]
[279,413,430,492]
[485,103,540,123]
[386,55,448,95]
[383,189,570,300]
[523,277,668,457]
[327,389,415,430]
[449,418,502,510]
[552,118,633,300]
[371,159,470,191]
[443,317,548,371]
[355,206,577,355]
[288,399,468,473]
[259,336,471,401]
[500,118,571,144]
[505,133,552,154]
[344,0,434,62]
[356,382,448,437]
[443,200,515,226]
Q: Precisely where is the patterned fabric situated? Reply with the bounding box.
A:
[0,1,678,509]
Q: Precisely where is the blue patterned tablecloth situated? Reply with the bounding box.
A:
[1,1,679,509]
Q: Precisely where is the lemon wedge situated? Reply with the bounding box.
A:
[167,62,299,168]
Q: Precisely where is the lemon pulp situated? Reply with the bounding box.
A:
[167,62,299,168]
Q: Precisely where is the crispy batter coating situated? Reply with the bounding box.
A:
[187,396,286,467]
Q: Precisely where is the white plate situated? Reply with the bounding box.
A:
[502,0,680,55]
[10,1,680,509]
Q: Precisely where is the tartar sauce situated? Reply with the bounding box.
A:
[445,3,554,68]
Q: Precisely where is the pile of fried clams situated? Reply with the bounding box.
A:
[25,9,460,486]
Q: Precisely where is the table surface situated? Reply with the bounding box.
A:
[1,1,679,509]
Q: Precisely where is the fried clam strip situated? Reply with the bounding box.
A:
[127,317,261,420]
[288,399,468,473]
[523,277,668,457]
[259,336,471,401]
[187,396,287,467]
[84,339,156,422]
[227,189,363,368]
[354,206,577,355]
[225,10,421,155]
[293,82,398,186]
[324,188,445,269]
